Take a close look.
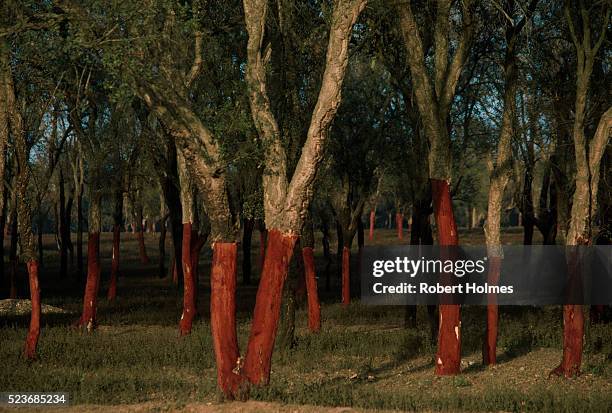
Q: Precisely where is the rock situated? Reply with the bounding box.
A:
[0,299,68,316]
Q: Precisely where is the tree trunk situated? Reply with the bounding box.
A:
[341,246,350,306]
[178,222,195,335]
[23,260,40,359]
[76,188,83,281]
[36,219,44,268]
[482,257,501,365]
[58,169,68,278]
[396,212,403,240]
[107,189,123,301]
[369,209,375,241]
[8,200,17,299]
[135,205,150,265]
[76,192,102,331]
[243,218,254,285]
[107,225,120,301]
[303,247,321,332]
[0,192,5,294]
[431,179,461,375]
[243,230,298,385]
[258,221,267,275]
[321,218,332,291]
[210,242,244,398]
[158,216,167,278]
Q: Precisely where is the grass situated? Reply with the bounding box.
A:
[0,229,611,412]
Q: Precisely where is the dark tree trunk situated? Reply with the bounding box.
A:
[178,222,195,336]
[258,222,267,275]
[158,217,167,278]
[369,209,375,241]
[107,189,123,301]
[242,218,254,285]
[76,189,83,281]
[65,195,74,266]
[58,170,68,278]
[36,220,43,268]
[321,218,332,291]
[135,205,150,264]
[522,167,535,245]
[335,220,343,282]
[341,245,350,306]
[160,172,183,284]
[9,202,17,299]
[0,192,5,295]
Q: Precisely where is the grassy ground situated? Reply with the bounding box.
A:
[0,228,611,412]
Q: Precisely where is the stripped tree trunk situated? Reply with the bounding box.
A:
[76,190,102,331]
[552,3,611,377]
[177,149,196,336]
[241,0,366,389]
[482,0,534,364]
[5,44,41,358]
[398,0,474,376]
[210,242,242,397]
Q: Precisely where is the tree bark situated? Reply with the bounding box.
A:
[396,212,403,240]
[431,179,461,375]
[76,192,102,331]
[341,246,350,306]
[243,230,298,385]
[58,169,68,278]
[210,242,244,398]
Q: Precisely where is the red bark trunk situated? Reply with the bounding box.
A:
[369,210,375,241]
[137,229,150,264]
[179,223,195,336]
[210,242,244,398]
[171,255,178,284]
[552,248,585,378]
[107,225,120,301]
[259,228,267,274]
[77,232,101,330]
[483,256,501,365]
[396,212,403,240]
[302,247,321,332]
[550,305,584,378]
[431,179,461,375]
[341,246,350,307]
[243,230,298,385]
[24,260,40,360]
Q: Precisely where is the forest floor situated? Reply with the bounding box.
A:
[1,228,611,412]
